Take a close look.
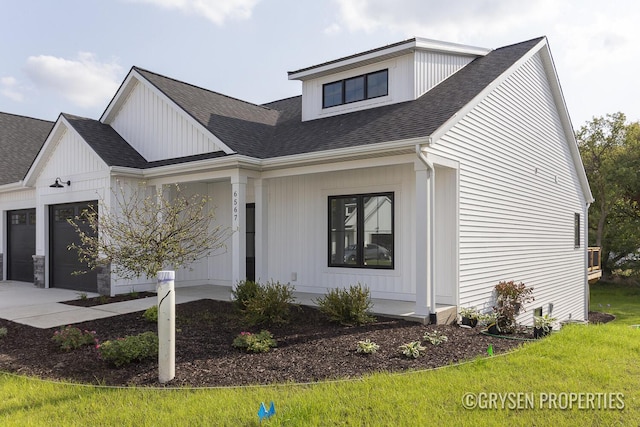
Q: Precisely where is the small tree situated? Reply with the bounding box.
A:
[68,181,230,280]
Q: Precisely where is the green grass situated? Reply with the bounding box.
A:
[1,283,639,426]
[590,280,640,325]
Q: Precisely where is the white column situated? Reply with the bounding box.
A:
[231,174,247,288]
[414,163,430,317]
[254,179,269,282]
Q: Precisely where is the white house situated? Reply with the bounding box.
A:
[0,36,594,323]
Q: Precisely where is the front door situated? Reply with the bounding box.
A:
[7,209,36,282]
[246,203,255,282]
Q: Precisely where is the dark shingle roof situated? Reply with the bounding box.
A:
[261,37,543,158]
[63,114,149,168]
[132,37,542,160]
[133,67,279,158]
[63,114,229,169]
[9,37,543,176]
[0,112,53,185]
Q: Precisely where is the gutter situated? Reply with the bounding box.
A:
[415,143,437,316]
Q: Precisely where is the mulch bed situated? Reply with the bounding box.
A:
[0,301,613,388]
[61,292,156,307]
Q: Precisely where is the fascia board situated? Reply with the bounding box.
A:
[24,118,67,186]
[538,43,594,204]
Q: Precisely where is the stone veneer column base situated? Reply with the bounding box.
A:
[96,263,111,296]
[33,255,45,288]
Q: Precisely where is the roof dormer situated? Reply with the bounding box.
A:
[288,37,492,122]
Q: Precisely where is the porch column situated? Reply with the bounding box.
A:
[231,174,247,289]
[414,162,431,317]
[254,179,268,282]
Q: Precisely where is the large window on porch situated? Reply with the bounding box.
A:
[328,192,394,269]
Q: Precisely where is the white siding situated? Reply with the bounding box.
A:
[266,164,415,300]
[430,51,586,321]
[110,80,225,162]
[414,51,475,99]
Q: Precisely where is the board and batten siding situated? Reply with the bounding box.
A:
[413,50,475,99]
[431,50,587,322]
[109,80,225,162]
[265,164,415,300]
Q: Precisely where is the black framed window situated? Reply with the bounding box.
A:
[329,192,394,269]
[574,213,581,248]
[322,69,388,109]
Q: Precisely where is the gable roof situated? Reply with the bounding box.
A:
[0,112,53,185]
[133,67,280,158]
[120,37,541,161]
[63,114,229,169]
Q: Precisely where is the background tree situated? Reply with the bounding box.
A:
[69,182,230,280]
[577,113,640,276]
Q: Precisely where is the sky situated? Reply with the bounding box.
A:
[1,0,638,130]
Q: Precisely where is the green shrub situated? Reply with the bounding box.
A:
[143,305,158,322]
[232,330,277,353]
[315,283,376,326]
[399,341,426,359]
[98,332,158,367]
[356,339,379,354]
[51,325,97,351]
[231,280,260,311]
[242,281,296,326]
[0,327,7,339]
[423,330,448,346]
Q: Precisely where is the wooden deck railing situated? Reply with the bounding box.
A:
[588,247,602,281]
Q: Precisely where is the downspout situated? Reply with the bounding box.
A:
[416,143,437,317]
[585,201,591,321]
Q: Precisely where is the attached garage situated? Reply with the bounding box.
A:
[7,209,36,282]
[49,201,97,292]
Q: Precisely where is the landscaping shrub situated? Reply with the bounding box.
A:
[143,305,158,322]
[423,330,448,346]
[399,341,426,359]
[356,339,379,354]
[241,281,296,326]
[98,331,158,367]
[493,280,534,334]
[51,325,97,351]
[232,330,277,353]
[0,327,7,339]
[231,280,260,311]
[315,283,375,326]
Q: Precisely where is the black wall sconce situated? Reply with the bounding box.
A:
[50,177,71,188]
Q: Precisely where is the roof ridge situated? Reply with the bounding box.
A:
[0,110,54,124]
[133,66,276,113]
[493,36,546,51]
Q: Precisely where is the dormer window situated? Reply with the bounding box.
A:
[322,69,388,109]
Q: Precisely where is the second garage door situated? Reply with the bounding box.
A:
[50,202,98,292]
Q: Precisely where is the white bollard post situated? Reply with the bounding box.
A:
[157,270,175,383]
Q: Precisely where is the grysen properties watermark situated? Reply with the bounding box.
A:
[461,392,625,410]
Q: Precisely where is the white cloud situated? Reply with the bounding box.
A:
[329,0,562,43]
[23,52,122,108]
[0,76,25,102]
[126,0,260,25]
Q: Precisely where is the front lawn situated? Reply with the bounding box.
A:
[1,282,639,426]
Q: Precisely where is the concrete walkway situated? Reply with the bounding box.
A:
[1,280,450,329]
[0,281,225,329]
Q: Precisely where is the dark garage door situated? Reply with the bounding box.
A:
[50,202,98,292]
[7,209,36,282]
